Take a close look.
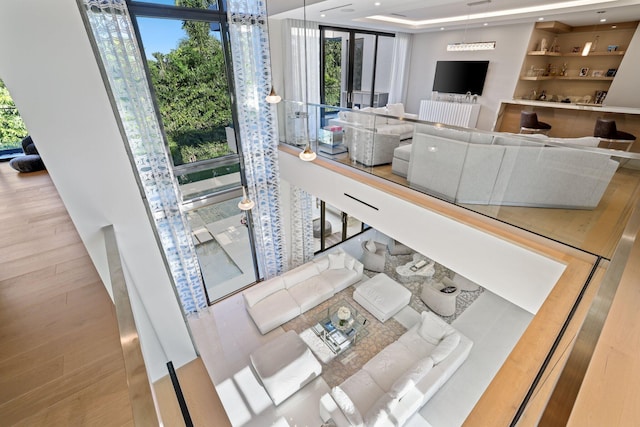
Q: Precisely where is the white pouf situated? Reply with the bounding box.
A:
[250,330,322,406]
[353,273,411,322]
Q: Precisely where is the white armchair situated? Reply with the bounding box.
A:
[421,277,461,316]
[360,240,387,272]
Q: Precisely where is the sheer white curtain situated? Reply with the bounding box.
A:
[289,186,314,268]
[283,18,320,104]
[283,19,320,143]
[82,0,207,313]
[388,32,413,104]
[228,0,286,278]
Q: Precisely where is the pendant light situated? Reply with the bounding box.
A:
[238,186,255,211]
[266,86,282,104]
[298,0,316,162]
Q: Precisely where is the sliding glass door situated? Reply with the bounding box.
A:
[320,27,395,110]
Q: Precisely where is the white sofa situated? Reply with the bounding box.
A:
[319,311,473,426]
[399,124,618,209]
[330,104,418,167]
[243,250,364,334]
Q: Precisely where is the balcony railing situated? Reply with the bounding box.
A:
[278,100,640,260]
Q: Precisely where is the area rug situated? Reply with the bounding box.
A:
[282,251,484,388]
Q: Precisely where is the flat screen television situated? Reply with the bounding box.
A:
[432,60,489,95]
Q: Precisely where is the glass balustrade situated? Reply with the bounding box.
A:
[278,100,640,259]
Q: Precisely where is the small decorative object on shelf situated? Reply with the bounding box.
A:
[606,68,617,77]
[595,90,608,104]
[579,67,590,77]
[540,38,548,52]
[607,44,618,52]
[591,70,604,77]
[572,46,581,53]
[560,62,567,76]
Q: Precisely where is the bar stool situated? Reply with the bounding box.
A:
[520,111,552,135]
[594,118,636,151]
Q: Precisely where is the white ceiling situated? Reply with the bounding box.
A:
[268,0,640,33]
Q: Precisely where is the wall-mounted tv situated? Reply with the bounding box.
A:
[432,60,489,95]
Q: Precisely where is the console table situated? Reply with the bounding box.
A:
[419,99,481,128]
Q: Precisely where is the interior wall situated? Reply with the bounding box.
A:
[0,0,196,381]
[404,23,533,130]
[605,25,640,107]
[278,152,566,314]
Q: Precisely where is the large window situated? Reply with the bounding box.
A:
[128,0,260,303]
[0,79,28,159]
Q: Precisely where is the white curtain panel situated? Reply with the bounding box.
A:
[228,0,286,279]
[388,32,413,104]
[283,19,321,104]
[82,0,207,313]
[290,186,314,268]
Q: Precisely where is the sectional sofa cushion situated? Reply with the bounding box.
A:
[430,333,461,364]
[243,277,285,308]
[246,290,300,335]
[331,386,363,426]
[340,369,385,420]
[363,341,417,391]
[390,356,434,398]
[283,263,319,288]
[322,268,360,293]
[287,275,334,313]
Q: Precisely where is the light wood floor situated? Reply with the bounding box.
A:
[0,164,134,426]
[0,163,230,426]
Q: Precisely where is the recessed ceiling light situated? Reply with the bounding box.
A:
[611,25,617,28]
[440,27,445,30]
[374,2,381,5]
[320,13,326,17]
[483,22,488,26]
[367,0,617,27]
[538,17,545,21]
[600,18,607,22]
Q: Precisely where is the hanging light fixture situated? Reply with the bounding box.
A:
[298,0,316,162]
[238,186,255,211]
[266,86,282,104]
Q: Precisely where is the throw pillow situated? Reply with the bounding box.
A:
[418,311,449,345]
[331,386,363,426]
[365,239,377,253]
[389,357,434,398]
[345,255,356,270]
[430,333,461,365]
[328,252,346,270]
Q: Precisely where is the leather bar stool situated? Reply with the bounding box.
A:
[594,118,636,151]
[519,111,552,135]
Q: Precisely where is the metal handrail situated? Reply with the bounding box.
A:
[103,224,162,426]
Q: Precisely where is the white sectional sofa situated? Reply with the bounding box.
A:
[319,311,473,427]
[330,104,418,167]
[397,124,618,209]
[243,250,364,334]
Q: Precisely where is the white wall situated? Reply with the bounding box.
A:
[279,152,566,314]
[605,26,640,108]
[0,0,196,381]
[404,24,532,130]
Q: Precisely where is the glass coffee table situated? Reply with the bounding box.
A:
[312,299,369,355]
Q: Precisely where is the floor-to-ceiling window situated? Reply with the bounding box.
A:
[0,79,27,160]
[320,26,395,110]
[313,197,368,253]
[128,0,260,303]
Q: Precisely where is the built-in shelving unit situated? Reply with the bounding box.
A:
[514,21,638,104]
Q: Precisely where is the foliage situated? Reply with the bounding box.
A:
[146,18,232,166]
[324,39,342,107]
[0,79,28,147]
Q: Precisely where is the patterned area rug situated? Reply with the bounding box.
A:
[367,252,485,324]
[282,252,483,388]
